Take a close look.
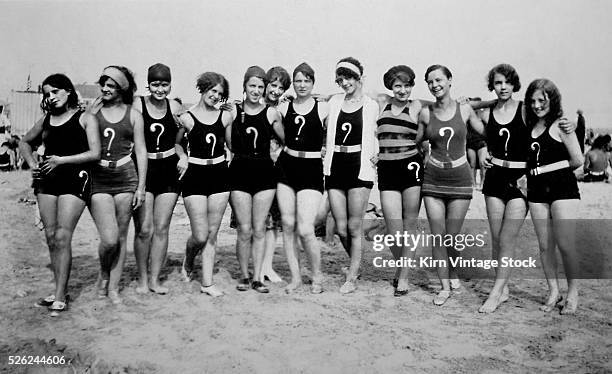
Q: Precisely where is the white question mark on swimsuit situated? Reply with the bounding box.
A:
[206,133,217,157]
[341,122,352,144]
[103,128,116,157]
[439,126,454,154]
[150,123,165,151]
[78,170,89,195]
[295,115,306,141]
[499,128,510,157]
[408,161,420,182]
[531,142,540,165]
[246,127,258,150]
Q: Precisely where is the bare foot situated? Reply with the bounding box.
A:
[200,284,224,298]
[97,278,109,299]
[108,290,122,305]
[560,294,578,315]
[180,257,194,283]
[479,293,505,313]
[261,268,283,283]
[135,286,148,295]
[500,285,510,303]
[433,290,451,306]
[285,281,303,294]
[539,293,563,312]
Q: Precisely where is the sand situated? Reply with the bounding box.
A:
[0,170,611,373]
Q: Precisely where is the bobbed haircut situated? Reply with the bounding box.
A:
[40,73,79,112]
[293,62,315,83]
[98,65,137,104]
[524,78,563,128]
[196,72,229,101]
[487,63,521,92]
[424,64,452,81]
[335,57,363,80]
[265,66,291,91]
[243,65,267,92]
[383,65,415,89]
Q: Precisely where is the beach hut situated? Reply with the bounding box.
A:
[8,90,42,137]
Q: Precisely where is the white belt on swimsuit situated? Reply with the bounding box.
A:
[490,157,527,169]
[147,148,176,160]
[98,154,132,168]
[334,144,362,153]
[428,154,467,169]
[529,160,570,176]
[284,146,321,159]
[587,170,605,176]
[188,155,225,165]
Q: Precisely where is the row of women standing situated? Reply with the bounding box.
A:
[21,58,583,317]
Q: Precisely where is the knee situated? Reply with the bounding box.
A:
[297,223,315,241]
[347,218,363,237]
[191,230,208,247]
[99,232,119,251]
[252,226,266,240]
[281,216,295,232]
[237,225,252,241]
[154,223,170,238]
[136,223,154,241]
[53,228,72,250]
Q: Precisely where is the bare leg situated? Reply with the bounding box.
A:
[344,187,371,284]
[261,229,283,282]
[133,193,154,292]
[296,189,323,292]
[277,183,301,291]
[107,193,135,303]
[90,194,120,298]
[183,195,210,282]
[251,189,276,285]
[530,202,561,311]
[380,190,404,284]
[231,191,253,281]
[148,192,179,293]
[200,191,229,297]
[396,186,421,292]
[480,197,527,313]
[551,200,580,315]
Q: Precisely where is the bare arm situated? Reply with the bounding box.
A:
[464,104,486,136]
[131,108,147,208]
[268,107,285,144]
[18,116,45,169]
[557,122,584,169]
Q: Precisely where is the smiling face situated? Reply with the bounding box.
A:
[391,79,413,103]
[426,69,451,99]
[42,84,70,111]
[265,80,286,104]
[293,72,313,99]
[245,76,265,104]
[203,84,224,107]
[99,77,121,102]
[492,73,514,101]
[148,80,171,101]
[530,89,550,118]
[335,75,359,95]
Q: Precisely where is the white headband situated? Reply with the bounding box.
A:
[336,61,361,78]
[101,67,129,90]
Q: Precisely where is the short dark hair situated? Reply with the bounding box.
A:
[487,64,521,92]
[293,62,315,83]
[424,64,452,81]
[196,72,229,101]
[383,65,415,89]
[40,73,79,112]
[98,65,137,104]
[524,78,563,128]
[266,66,291,91]
[336,57,363,80]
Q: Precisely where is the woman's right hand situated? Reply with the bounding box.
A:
[177,155,188,180]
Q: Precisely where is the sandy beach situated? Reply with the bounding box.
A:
[1,170,611,373]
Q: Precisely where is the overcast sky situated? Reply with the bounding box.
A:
[2,0,611,127]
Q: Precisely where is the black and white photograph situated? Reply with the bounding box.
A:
[1,0,611,373]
